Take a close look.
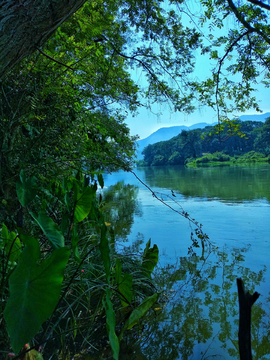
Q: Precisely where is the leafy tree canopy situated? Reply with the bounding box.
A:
[1,0,270,218]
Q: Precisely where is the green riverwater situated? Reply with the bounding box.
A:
[103,164,270,360]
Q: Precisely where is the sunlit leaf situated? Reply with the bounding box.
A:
[74,186,95,222]
[2,224,21,262]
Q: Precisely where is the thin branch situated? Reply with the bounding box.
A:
[227,0,270,45]
[129,170,212,247]
[247,0,270,11]
[215,30,250,123]
[36,47,75,71]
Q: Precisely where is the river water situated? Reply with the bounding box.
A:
[103,165,270,360]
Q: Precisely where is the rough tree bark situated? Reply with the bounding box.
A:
[0,0,88,79]
[237,278,260,360]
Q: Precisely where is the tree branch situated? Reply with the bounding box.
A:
[247,0,270,11]
[227,0,270,45]
[36,47,74,71]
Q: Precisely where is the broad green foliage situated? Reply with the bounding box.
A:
[1,224,21,262]
[4,230,70,353]
[30,211,65,248]
[142,239,159,278]
[115,258,133,306]
[142,120,269,166]
[16,170,38,206]
[119,292,159,340]
[74,186,95,223]
[1,172,159,356]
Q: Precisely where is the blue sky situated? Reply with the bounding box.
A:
[125,82,270,139]
[124,2,270,140]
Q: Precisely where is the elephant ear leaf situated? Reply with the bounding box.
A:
[2,224,21,262]
[119,292,159,341]
[74,186,95,223]
[142,239,159,277]
[30,211,65,248]
[4,230,70,353]
[16,170,38,206]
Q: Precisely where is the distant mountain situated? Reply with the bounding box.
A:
[239,112,270,122]
[136,122,214,160]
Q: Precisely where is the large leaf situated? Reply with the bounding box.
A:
[142,239,159,277]
[115,258,133,306]
[4,230,70,353]
[2,224,21,262]
[97,173,104,189]
[16,170,38,206]
[30,211,64,248]
[119,293,159,340]
[74,186,95,222]
[103,288,119,360]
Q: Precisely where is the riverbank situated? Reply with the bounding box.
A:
[137,151,270,168]
[186,151,270,167]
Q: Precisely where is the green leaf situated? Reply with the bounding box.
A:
[142,239,159,277]
[74,186,95,222]
[2,223,8,240]
[115,259,133,306]
[103,288,119,360]
[118,273,133,306]
[30,211,64,248]
[4,230,70,353]
[97,173,104,189]
[119,293,159,340]
[2,224,22,262]
[16,170,38,206]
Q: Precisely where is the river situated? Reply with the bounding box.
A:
[103,164,270,360]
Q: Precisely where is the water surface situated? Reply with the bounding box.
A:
[103,165,270,359]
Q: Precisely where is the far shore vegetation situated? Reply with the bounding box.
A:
[137,119,270,167]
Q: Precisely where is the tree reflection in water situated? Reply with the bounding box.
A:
[138,246,270,360]
[101,181,142,243]
[100,182,270,360]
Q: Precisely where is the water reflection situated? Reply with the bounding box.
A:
[140,165,270,203]
[138,246,269,360]
[101,181,142,242]
[100,179,270,359]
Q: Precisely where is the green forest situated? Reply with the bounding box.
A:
[1,0,270,359]
[140,119,270,167]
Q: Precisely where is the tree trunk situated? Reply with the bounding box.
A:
[237,278,260,360]
[0,0,87,79]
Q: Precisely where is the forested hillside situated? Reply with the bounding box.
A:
[141,119,270,166]
[136,123,213,159]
